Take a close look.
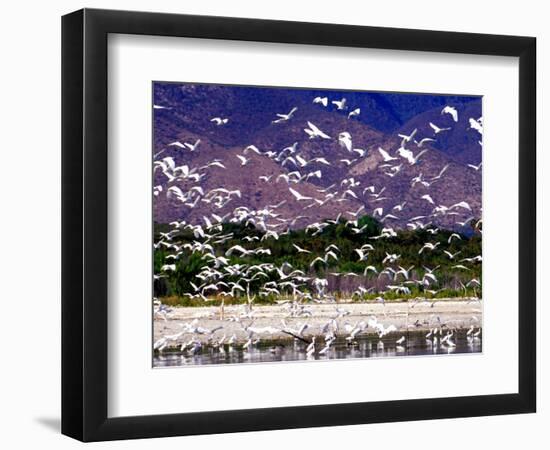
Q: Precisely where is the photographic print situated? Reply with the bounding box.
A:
[152,82,483,367]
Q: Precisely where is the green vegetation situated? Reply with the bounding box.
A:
[154,215,481,304]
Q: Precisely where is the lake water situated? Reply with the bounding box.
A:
[153,329,482,367]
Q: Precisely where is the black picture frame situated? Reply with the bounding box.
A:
[62,8,536,442]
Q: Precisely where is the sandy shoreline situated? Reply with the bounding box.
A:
[154,298,482,348]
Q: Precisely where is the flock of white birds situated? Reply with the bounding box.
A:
[152,93,483,359]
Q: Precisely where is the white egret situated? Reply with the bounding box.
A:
[429,122,451,134]
[441,106,458,122]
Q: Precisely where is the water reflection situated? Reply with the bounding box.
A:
[154,330,482,367]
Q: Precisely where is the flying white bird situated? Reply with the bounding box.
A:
[306,170,322,181]
[448,233,462,243]
[236,154,250,166]
[381,213,399,222]
[462,256,482,264]
[354,248,370,261]
[450,201,472,211]
[272,107,298,123]
[443,250,462,260]
[382,252,400,264]
[469,117,483,135]
[201,160,226,171]
[364,265,378,275]
[456,216,474,227]
[397,146,428,165]
[304,121,331,139]
[289,187,313,202]
[467,162,483,171]
[313,96,328,107]
[421,194,435,205]
[393,201,407,212]
[466,278,481,288]
[153,185,163,197]
[384,163,402,177]
[310,157,331,166]
[441,106,458,122]
[340,158,357,166]
[398,128,417,146]
[310,251,338,267]
[292,244,311,254]
[422,271,438,285]
[378,147,398,162]
[348,108,360,119]
[183,139,201,151]
[167,141,186,149]
[415,137,436,147]
[244,145,262,155]
[332,98,347,110]
[210,117,229,125]
[419,242,440,254]
[338,132,353,151]
[429,122,451,134]
[225,245,271,257]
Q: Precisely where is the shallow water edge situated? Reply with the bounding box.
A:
[154,329,482,367]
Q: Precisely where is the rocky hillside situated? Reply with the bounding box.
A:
[153,83,482,231]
